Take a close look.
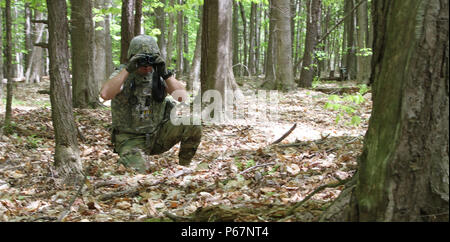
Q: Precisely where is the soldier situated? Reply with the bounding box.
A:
[100,35,202,173]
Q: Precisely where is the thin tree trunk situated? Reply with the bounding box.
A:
[166,0,175,67]
[120,0,135,63]
[299,0,321,88]
[104,0,114,77]
[134,0,142,35]
[238,2,248,76]
[3,0,14,129]
[0,5,5,90]
[262,0,276,87]
[155,0,167,60]
[232,0,239,76]
[183,14,189,75]
[176,0,184,76]
[46,0,83,185]
[355,0,370,83]
[24,3,33,74]
[188,7,202,91]
[248,3,256,76]
[255,2,261,75]
[12,4,23,79]
[293,0,303,78]
[344,0,357,80]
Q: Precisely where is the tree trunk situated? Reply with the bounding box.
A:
[344,0,357,80]
[94,0,112,90]
[273,0,295,90]
[293,0,303,78]
[290,0,296,60]
[188,7,202,91]
[238,2,248,76]
[3,0,14,129]
[120,0,135,63]
[0,5,4,92]
[104,0,114,77]
[166,0,175,67]
[24,3,33,74]
[71,0,98,108]
[299,0,321,88]
[322,0,449,222]
[25,10,45,84]
[155,0,167,60]
[355,0,371,83]
[176,0,184,76]
[232,0,239,76]
[255,3,262,75]
[263,0,295,90]
[46,0,83,185]
[201,0,241,98]
[262,0,276,88]
[134,0,143,36]
[12,4,23,80]
[248,3,257,76]
[183,14,190,75]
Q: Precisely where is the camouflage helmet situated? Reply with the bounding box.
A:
[127,35,161,60]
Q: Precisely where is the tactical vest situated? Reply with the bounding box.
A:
[111,65,170,135]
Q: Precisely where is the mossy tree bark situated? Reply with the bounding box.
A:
[321,0,449,222]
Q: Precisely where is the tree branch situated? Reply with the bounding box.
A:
[34,42,49,49]
[31,19,49,24]
[272,123,297,145]
[316,0,368,45]
[287,177,351,216]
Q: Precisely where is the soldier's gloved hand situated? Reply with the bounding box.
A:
[126,54,146,73]
[153,56,173,80]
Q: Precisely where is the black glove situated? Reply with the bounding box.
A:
[126,54,147,73]
[152,56,174,80]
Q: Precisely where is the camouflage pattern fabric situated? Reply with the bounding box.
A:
[110,35,202,173]
[114,119,202,172]
[127,35,161,59]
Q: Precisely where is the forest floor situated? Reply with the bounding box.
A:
[0,77,372,222]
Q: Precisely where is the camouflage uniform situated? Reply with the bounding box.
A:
[110,35,202,173]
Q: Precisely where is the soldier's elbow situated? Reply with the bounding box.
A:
[100,88,113,101]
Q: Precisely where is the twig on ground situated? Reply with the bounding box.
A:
[271,124,297,145]
[286,177,351,216]
[239,162,276,175]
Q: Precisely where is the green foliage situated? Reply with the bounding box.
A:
[324,85,370,127]
[26,134,43,148]
[356,47,373,57]
[245,159,256,169]
[312,76,322,88]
